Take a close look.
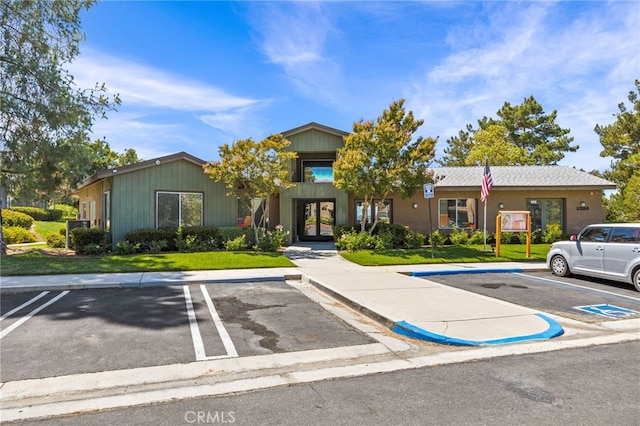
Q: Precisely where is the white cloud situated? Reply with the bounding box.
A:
[248,2,346,106]
[407,2,639,172]
[69,51,260,112]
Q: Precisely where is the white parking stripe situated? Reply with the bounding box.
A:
[182,286,207,361]
[0,291,50,322]
[0,291,69,340]
[514,273,640,302]
[200,285,238,358]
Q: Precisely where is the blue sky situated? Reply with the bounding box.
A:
[71,1,639,172]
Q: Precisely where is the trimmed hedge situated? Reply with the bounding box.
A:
[2,209,34,229]
[3,226,38,244]
[46,234,66,249]
[9,207,63,221]
[124,226,224,252]
[70,228,108,255]
[334,223,408,248]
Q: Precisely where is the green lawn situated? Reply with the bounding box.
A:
[2,242,550,276]
[339,244,550,266]
[33,221,66,240]
[1,250,296,276]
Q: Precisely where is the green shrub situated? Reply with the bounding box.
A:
[405,230,425,249]
[372,223,407,248]
[543,225,563,244]
[9,207,62,221]
[373,232,394,251]
[125,228,178,251]
[335,231,376,251]
[468,230,486,245]
[532,228,544,244]
[449,226,469,246]
[500,232,521,244]
[224,235,248,251]
[3,226,37,244]
[333,224,358,239]
[428,230,446,247]
[2,209,33,229]
[46,234,66,248]
[70,228,107,255]
[256,225,288,252]
[174,227,220,252]
[115,240,141,255]
[219,227,256,248]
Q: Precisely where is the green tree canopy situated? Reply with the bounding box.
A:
[87,140,141,174]
[203,134,297,243]
[0,0,120,204]
[438,96,577,166]
[595,79,640,221]
[333,99,437,234]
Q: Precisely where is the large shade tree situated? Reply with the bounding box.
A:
[1,0,120,254]
[333,99,437,234]
[595,80,640,221]
[438,96,577,166]
[203,134,297,245]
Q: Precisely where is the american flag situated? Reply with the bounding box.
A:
[480,160,493,203]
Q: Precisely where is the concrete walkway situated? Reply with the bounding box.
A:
[0,242,563,346]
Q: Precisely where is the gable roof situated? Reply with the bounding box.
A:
[431,166,617,190]
[75,151,206,191]
[282,122,349,138]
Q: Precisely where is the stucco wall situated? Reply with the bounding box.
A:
[348,188,606,236]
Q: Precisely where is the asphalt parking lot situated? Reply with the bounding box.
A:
[0,281,375,382]
[420,271,640,323]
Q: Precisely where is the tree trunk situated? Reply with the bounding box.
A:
[0,209,7,256]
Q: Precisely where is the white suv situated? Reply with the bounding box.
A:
[547,223,640,291]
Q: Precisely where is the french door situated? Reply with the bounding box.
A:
[300,200,335,241]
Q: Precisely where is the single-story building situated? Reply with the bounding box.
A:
[73,122,617,248]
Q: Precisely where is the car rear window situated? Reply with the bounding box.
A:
[610,227,640,243]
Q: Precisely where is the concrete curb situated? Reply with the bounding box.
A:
[392,313,565,346]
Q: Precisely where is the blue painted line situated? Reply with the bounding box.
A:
[411,268,523,277]
[392,313,564,346]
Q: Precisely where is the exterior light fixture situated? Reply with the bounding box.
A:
[412,203,418,209]
[498,203,504,209]
[577,201,589,211]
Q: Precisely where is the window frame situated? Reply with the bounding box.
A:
[355,199,393,224]
[438,198,477,229]
[155,191,204,229]
[302,160,334,183]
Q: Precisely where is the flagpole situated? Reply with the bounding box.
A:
[483,198,487,251]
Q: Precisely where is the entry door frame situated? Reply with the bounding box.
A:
[298,199,335,241]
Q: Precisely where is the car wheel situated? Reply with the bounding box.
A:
[633,268,640,292]
[551,255,570,277]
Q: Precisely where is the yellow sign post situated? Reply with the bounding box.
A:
[495,211,531,258]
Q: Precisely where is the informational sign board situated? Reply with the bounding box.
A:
[423,183,434,199]
[495,211,531,258]
[501,212,529,232]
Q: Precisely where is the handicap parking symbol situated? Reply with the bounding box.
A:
[573,304,640,318]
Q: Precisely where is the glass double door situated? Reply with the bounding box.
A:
[300,200,335,240]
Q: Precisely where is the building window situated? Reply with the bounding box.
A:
[81,202,87,220]
[527,199,564,232]
[355,200,392,224]
[438,198,477,229]
[303,160,334,183]
[156,192,203,228]
[104,191,111,231]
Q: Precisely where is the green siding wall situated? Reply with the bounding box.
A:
[286,129,344,153]
[110,160,236,245]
